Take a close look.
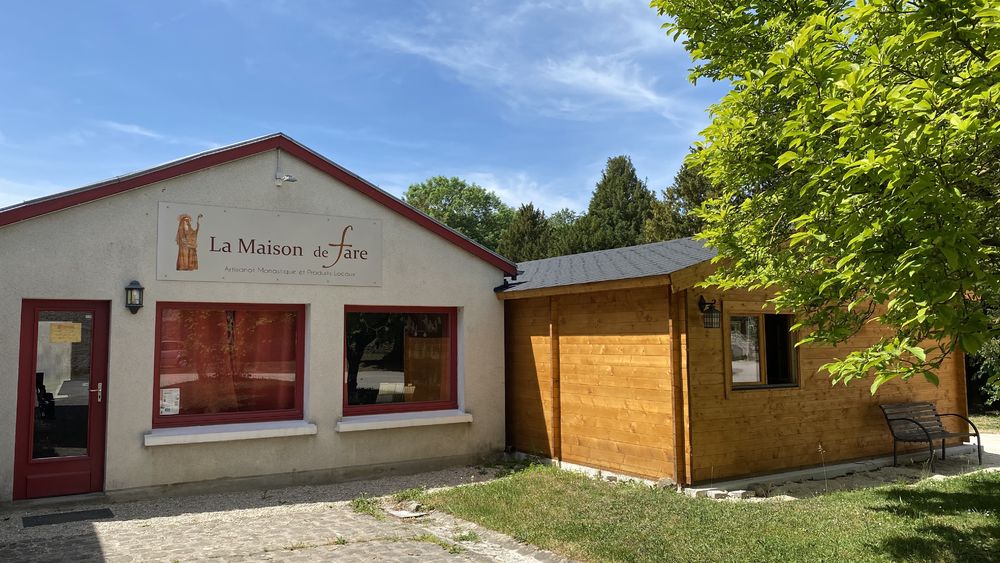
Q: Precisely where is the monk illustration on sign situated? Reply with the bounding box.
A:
[175,213,203,271]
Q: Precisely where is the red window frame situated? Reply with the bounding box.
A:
[343,305,458,416]
[152,302,306,428]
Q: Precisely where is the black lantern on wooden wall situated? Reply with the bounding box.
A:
[125,280,144,314]
[698,296,721,329]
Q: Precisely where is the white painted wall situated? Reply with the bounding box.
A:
[0,150,507,500]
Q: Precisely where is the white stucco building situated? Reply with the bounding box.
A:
[0,134,514,501]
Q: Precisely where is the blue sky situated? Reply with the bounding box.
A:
[0,1,727,214]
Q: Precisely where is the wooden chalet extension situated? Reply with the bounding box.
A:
[498,238,968,485]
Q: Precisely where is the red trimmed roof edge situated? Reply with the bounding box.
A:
[0,133,518,276]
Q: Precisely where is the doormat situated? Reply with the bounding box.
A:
[22,508,114,528]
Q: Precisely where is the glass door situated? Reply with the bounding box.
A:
[32,311,95,459]
[14,301,109,500]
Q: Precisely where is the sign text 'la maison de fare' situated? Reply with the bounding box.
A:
[157,203,382,286]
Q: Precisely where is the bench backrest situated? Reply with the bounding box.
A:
[880,402,946,436]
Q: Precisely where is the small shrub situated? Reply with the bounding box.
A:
[454,530,481,542]
[393,486,427,503]
[490,457,536,478]
[350,494,384,520]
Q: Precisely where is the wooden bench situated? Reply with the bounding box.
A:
[880,402,982,469]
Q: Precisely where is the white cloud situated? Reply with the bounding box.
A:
[381,35,508,82]
[368,0,694,122]
[97,120,164,140]
[94,120,219,149]
[541,55,677,120]
[465,171,587,214]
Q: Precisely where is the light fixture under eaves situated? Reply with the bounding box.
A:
[698,295,721,329]
[275,174,298,186]
[274,149,298,186]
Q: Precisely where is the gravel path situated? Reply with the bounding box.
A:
[0,464,570,562]
[763,434,1000,499]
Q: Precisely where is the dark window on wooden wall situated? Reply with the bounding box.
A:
[764,314,796,385]
[729,311,798,389]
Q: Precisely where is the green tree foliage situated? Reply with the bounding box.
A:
[546,208,581,257]
[652,0,1000,392]
[576,155,657,252]
[498,203,553,262]
[969,337,1000,406]
[642,158,717,242]
[970,306,1000,406]
[404,176,514,251]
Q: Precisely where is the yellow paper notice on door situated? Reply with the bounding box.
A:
[50,322,82,343]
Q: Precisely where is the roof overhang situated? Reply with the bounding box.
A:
[495,259,718,300]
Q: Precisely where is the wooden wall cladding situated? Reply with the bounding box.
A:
[505,297,556,457]
[506,286,675,480]
[557,287,673,479]
[506,281,967,485]
[684,288,968,483]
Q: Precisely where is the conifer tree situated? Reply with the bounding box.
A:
[547,208,581,257]
[577,155,656,252]
[643,160,716,242]
[497,203,552,262]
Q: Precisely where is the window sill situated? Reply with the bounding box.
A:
[144,420,318,447]
[732,383,799,391]
[335,409,473,432]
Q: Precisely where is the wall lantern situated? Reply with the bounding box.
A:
[274,149,298,187]
[125,280,144,314]
[698,295,721,329]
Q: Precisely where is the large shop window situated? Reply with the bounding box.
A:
[344,306,458,415]
[728,312,798,389]
[154,303,305,427]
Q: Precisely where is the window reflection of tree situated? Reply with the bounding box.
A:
[169,309,295,414]
[345,313,444,405]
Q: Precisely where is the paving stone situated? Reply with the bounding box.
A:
[0,481,566,562]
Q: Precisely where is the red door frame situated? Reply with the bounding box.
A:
[12,300,110,500]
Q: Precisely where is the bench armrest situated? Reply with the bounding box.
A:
[887,417,934,442]
[938,413,980,437]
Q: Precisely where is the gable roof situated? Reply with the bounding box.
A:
[497,237,716,295]
[0,133,517,276]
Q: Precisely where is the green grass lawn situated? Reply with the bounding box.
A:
[970,413,1000,433]
[421,464,1000,563]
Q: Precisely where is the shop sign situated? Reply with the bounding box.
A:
[157,203,382,286]
[49,322,82,343]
